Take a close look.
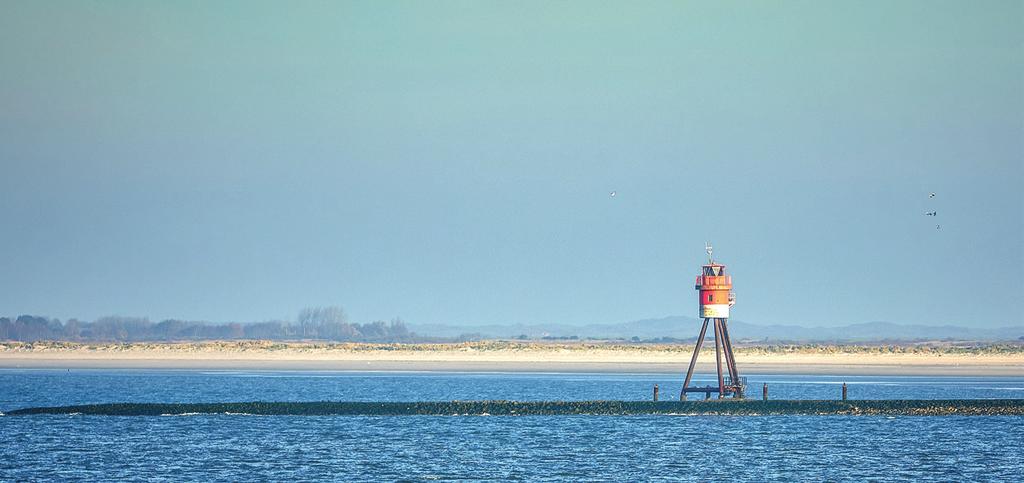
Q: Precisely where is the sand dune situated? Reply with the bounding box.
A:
[1,341,1021,376]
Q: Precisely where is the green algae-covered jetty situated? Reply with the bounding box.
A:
[6,399,1024,416]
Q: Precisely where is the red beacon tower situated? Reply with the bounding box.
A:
[680,243,745,399]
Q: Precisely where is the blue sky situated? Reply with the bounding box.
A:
[1,1,1021,327]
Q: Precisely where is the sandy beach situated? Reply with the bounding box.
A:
[2,341,1022,376]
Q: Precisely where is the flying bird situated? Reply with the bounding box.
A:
[929,192,936,198]
[925,211,937,216]
[936,224,941,230]
[610,191,616,198]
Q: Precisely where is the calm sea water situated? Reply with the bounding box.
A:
[2,370,1023,481]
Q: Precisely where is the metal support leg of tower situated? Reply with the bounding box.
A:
[711,319,724,373]
[720,319,742,397]
[679,318,710,401]
[713,318,725,399]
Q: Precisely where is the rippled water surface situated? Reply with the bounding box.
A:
[2,370,1023,481]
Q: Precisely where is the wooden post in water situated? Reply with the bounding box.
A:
[763,383,768,401]
[842,382,848,400]
[653,385,659,402]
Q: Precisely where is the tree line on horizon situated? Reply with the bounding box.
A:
[0,306,415,343]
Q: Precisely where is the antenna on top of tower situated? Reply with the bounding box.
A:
[705,242,713,264]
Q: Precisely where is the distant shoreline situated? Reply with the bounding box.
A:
[2,341,1022,376]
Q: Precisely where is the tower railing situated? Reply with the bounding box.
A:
[725,376,747,389]
[695,275,732,286]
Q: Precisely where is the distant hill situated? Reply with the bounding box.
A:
[410,316,1024,343]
